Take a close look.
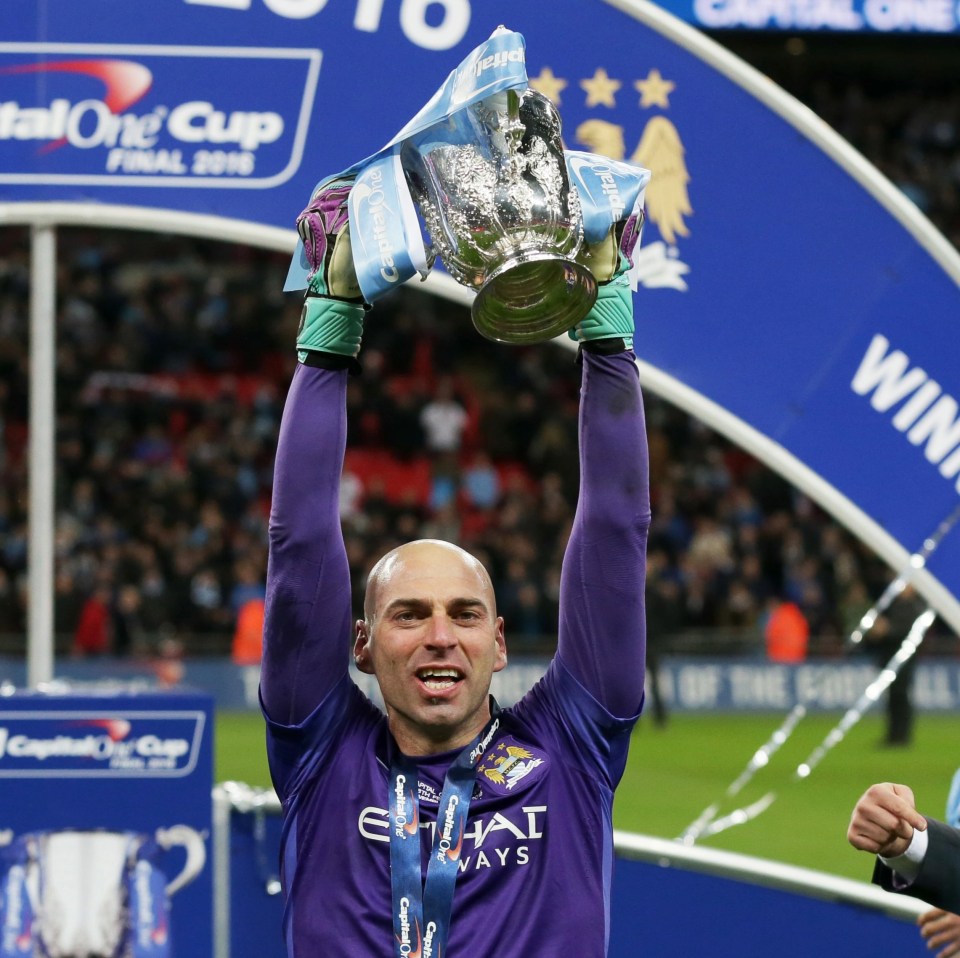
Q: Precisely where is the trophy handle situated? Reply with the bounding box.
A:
[0,830,12,848]
[155,825,206,896]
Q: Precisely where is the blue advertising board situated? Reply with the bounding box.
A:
[640,0,960,32]
[3,0,960,633]
[0,689,213,958]
[3,656,960,713]
[608,854,929,956]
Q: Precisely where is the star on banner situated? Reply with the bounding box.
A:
[635,69,676,109]
[529,67,568,106]
[580,68,622,108]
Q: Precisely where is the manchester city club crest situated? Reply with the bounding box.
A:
[528,63,692,293]
[476,737,547,795]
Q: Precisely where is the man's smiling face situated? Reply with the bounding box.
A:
[355,540,507,756]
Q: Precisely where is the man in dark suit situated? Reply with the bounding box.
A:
[848,781,960,914]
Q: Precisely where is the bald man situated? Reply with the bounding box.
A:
[260,177,650,958]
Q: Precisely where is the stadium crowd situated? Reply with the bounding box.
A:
[0,75,957,662]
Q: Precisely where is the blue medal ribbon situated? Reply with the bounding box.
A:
[388,701,501,958]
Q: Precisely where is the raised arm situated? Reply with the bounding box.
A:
[260,364,352,725]
[557,238,651,718]
[261,176,366,725]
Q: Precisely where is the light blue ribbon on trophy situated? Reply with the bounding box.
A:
[285,26,530,299]
[346,153,428,304]
[565,149,651,290]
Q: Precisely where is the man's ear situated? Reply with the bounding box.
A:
[354,620,374,674]
[492,616,507,673]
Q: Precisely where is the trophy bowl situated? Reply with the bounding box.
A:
[402,88,597,345]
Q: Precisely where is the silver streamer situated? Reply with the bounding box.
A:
[686,606,936,843]
[679,501,960,846]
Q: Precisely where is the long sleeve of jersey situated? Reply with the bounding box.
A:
[556,350,651,718]
[260,363,353,726]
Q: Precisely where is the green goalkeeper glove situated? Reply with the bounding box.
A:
[295,175,367,366]
[297,295,365,365]
[567,220,638,353]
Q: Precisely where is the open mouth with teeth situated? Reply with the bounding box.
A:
[416,668,464,693]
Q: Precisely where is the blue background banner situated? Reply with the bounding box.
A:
[3,0,960,630]
[608,856,928,957]
[646,0,960,32]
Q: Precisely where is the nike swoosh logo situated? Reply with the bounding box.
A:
[404,794,419,835]
[567,153,611,206]
[446,824,464,861]
[351,183,373,205]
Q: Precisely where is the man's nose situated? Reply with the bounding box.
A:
[425,615,457,647]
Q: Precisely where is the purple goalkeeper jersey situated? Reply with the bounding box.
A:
[262,351,650,958]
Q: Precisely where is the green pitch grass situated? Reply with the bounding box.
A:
[214,709,957,881]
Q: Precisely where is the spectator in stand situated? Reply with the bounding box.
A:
[189,567,227,633]
[721,579,761,630]
[0,568,23,639]
[232,597,266,666]
[53,569,83,644]
[528,415,579,499]
[461,451,501,512]
[380,387,425,461]
[428,452,460,513]
[763,595,809,663]
[419,375,468,456]
[644,550,683,727]
[112,583,146,657]
[139,561,170,634]
[338,465,364,524]
[495,558,545,648]
[687,513,736,579]
[229,557,267,615]
[420,499,462,546]
[73,583,112,657]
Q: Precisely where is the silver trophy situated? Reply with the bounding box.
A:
[0,826,206,957]
[402,88,597,345]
